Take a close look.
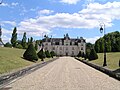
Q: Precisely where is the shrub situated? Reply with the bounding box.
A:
[85,51,89,60]
[4,42,12,48]
[88,48,98,60]
[81,52,85,58]
[77,51,81,57]
[45,50,51,58]
[37,48,46,61]
[16,44,23,49]
[50,51,56,58]
[23,44,38,61]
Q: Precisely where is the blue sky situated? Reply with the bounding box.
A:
[0,0,120,43]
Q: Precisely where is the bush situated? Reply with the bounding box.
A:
[37,48,46,61]
[88,48,98,60]
[81,52,85,58]
[23,44,38,61]
[4,42,12,48]
[50,51,56,58]
[16,44,23,49]
[77,51,81,57]
[85,51,89,60]
[45,50,51,58]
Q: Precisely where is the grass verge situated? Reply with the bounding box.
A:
[0,47,54,74]
[89,52,120,70]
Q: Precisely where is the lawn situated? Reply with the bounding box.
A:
[89,52,120,70]
[0,47,53,74]
[0,47,35,74]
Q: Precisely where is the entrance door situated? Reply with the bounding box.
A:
[66,52,68,56]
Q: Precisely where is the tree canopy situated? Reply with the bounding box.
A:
[95,31,120,53]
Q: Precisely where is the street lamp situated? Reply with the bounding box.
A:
[99,23,107,66]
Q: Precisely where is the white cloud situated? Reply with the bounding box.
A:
[11,2,19,6]
[85,36,100,44]
[1,28,12,43]
[1,2,19,7]
[1,3,9,7]
[60,0,80,4]
[38,9,54,15]
[14,1,120,42]
[18,19,51,37]
[2,21,16,26]
[1,1,120,44]
[19,6,28,16]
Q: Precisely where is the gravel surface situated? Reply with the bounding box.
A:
[3,57,120,90]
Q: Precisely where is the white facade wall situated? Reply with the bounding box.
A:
[41,35,86,56]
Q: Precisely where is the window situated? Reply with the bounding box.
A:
[81,47,83,50]
[60,47,62,50]
[55,42,59,45]
[81,44,83,46]
[72,51,74,55]
[66,47,68,50]
[72,47,74,50]
[53,47,55,50]
[45,47,47,50]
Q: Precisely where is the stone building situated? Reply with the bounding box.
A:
[40,34,86,56]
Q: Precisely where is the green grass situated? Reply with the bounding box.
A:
[0,47,35,74]
[0,47,55,74]
[89,52,120,70]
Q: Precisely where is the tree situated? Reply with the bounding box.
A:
[35,41,38,51]
[77,51,81,57]
[85,51,89,60]
[16,44,23,49]
[30,37,33,43]
[4,42,12,48]
[86,43,93,50]
[50,51,56,58]
[0,25,2,38]
[81,52,85,58]
[23,44,38,61]
[28,38,30,46]
[88,48,98,60]
[45,50,51,58]
[11,27,17,47]
[22,32,27,49]
[95,31,120,52]
[37,48,46,61]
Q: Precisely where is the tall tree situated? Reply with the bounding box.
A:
[30,37,33,43]
[94,31,120,52]
[35,40,38,51]
[22,32,27,49]
[11,27,17,47]
[0,25,2,38]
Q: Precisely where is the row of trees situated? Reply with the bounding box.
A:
[77,48,98,60]
[95,31,120,53]
[23,44,56,62]
[4,27,39,50]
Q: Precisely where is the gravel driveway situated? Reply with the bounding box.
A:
[3,57,120,90]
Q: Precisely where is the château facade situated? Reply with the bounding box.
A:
[40,34,86,56]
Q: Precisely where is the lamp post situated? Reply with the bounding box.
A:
[99,23,107,66]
